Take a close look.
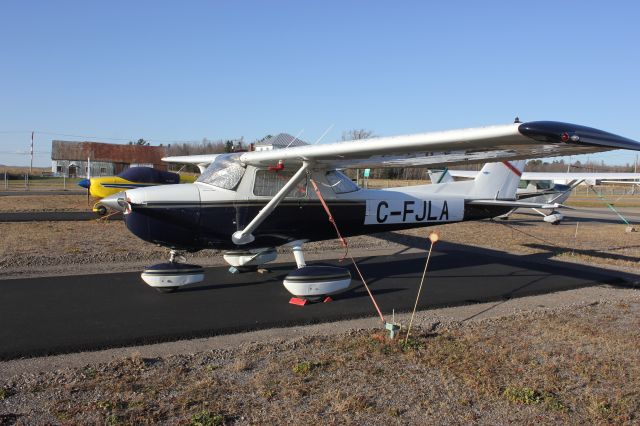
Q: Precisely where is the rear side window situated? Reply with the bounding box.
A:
[253,169,307,198]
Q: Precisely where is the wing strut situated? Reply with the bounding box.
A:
[232,161,311,245]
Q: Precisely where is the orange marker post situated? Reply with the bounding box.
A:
[404,231,439,346]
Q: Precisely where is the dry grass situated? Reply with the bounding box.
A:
[1,300,638,424]
[0,166,50,176]
[566,199,640,208]
[0,221,168,270]
[0,194,89,212]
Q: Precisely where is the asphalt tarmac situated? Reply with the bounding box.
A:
[0,190,85,196]
[0,243,630,360]
[0,211,101,222]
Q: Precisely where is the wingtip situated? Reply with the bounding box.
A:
[519,121,640,151]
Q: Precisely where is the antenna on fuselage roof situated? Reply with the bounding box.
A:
[514,116,522,124]
[312,124,335,145]
[285,129,305,149]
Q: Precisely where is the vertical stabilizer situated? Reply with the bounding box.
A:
[466,160,525,200]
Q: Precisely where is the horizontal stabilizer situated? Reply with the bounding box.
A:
[162,154,221,173]
[467,199,562,209]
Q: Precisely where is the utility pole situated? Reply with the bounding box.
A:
[30,131,34,174]
[633,155,638,195]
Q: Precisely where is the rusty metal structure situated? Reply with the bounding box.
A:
[51,140,168,177]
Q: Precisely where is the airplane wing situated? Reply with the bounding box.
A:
[520,172,640,181]
[237,121,640,169]
[449,170,640,182]
[445,170,478,178]
[162,154,221,173]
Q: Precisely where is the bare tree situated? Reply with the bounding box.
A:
[341,129,375,141]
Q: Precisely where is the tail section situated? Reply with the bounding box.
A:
[406,160,525,200]
[466,160,525,200]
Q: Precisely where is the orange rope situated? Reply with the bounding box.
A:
[309,178,348,261]
[96,210,121,222]
[309,178,385,323]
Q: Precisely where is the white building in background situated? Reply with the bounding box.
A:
[254,133,308,151]
[51,140,168,178]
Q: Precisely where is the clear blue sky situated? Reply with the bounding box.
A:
[1,1,639,167]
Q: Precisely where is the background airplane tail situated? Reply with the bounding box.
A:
[428,168,454,184]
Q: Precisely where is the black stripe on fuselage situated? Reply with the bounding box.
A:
[124,200,511,251]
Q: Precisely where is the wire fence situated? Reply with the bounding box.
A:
[2,173,82,191]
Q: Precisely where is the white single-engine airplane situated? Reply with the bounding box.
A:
[104,121,640,296]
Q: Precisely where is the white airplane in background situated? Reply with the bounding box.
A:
[430,169,640,224]
[101,120,640,297]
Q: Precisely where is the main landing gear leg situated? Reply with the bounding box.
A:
[169,249,186,264]
[291,244,306,268]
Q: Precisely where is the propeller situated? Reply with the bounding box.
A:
[77,178,91,207]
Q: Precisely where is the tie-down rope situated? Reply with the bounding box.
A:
[309,178,386,323]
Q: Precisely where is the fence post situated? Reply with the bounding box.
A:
[63,174,66,190]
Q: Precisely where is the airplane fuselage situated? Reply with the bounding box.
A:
[122,172,510,251]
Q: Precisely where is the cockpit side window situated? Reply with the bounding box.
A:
[325,170,360,194]
[196,154,245,190]
[253,169,307,198]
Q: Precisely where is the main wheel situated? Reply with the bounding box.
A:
[155,286,178,293]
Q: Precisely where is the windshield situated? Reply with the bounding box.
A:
[196,153,245,190]
[325,170,360,194]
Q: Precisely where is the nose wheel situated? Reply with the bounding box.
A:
[140,250,204,293]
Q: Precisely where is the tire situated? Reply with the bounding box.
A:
[156,286,178,293]
[96,205,107,216]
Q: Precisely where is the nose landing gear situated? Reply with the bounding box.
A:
[141,250,204,293]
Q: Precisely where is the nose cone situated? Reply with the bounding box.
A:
[100,191,126,212]
[123,184,202,249]
[78,178,90,189]
[519,121,640,150]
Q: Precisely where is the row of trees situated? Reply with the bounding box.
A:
[166,138,246,156]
